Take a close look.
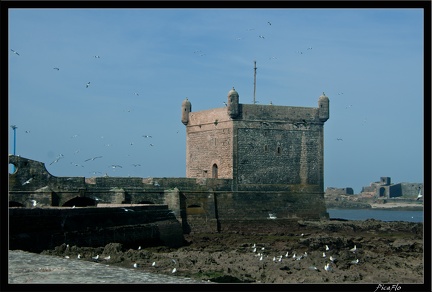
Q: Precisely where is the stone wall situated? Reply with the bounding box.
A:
[9,205,184,253]
[9,155,329,237]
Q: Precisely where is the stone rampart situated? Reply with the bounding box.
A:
[9,205,184,253]
[9,155,329,239]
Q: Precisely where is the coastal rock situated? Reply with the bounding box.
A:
[38,219,423,284]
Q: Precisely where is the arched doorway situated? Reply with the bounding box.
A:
[212,164,218,178]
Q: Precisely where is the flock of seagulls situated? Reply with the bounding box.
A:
[41,129,159,175]
[250,242,360,272]
[131,249,177,273]
[59,240,363,279]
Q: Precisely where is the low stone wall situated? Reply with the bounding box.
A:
[9,205,184,253]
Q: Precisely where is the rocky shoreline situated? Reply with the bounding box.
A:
[39,219,424,284]
[325,198,423,211]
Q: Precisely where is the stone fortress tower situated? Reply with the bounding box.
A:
[182,88,329,193]
[7,87,331,236]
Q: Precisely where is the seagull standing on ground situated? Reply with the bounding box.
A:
[416,189,423,200]
[350,245,357,253]
[30,200,37,207]
[330,256,336,263]
[268,213,277,219]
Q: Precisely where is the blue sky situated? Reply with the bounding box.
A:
[8,8,425,193]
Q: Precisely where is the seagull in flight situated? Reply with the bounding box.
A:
[50,154,64,165]
[71,162,84,167]
[86,82,91,88]
[121,208,134,212]
[267,21,271,25]
[84,156,103,162]
[94,55,101,58]
[11,49,20,56]
[132,164,141,167]
[111,164,122,169]
[53,67,60,70]
[336,138,343,141]
[142,135,152,138]
[258,35,265,39]
[22,178,33,185]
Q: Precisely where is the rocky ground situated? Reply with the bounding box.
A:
[40,219,424,284]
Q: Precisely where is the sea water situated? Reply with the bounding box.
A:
[327,208,423,223]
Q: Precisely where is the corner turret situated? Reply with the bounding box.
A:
[318,92,329,122]
[227,87,240,119]
[181,98,191,125]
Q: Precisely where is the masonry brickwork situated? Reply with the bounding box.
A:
[9,88,330,242]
